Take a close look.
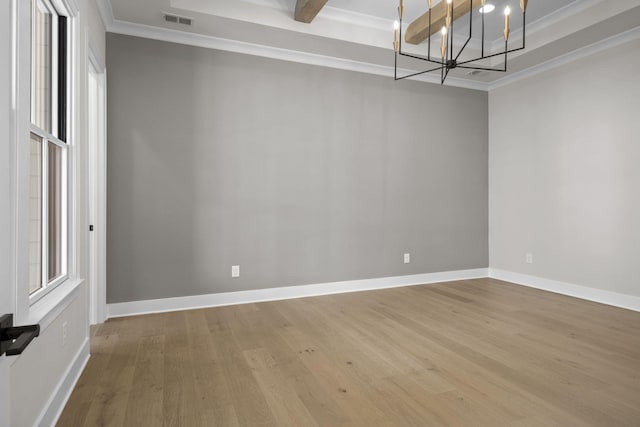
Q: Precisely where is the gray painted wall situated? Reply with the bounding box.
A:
[489,38,640,297]
[106,33,488,304]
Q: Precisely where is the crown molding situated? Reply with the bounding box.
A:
[95,0,115,30]
[53,0,79,16]
[97,0,486,90]
[489,25,640,90]
[105,17,489,91]
[97,0,639,93]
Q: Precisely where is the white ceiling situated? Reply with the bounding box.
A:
[100,0,640,89]
[327,0,574,27]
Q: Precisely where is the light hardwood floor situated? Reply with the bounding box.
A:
[57,278,640,426]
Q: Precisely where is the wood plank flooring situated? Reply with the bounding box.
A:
[57,278,640,426]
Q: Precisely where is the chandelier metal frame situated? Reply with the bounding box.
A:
[393,0,529,84]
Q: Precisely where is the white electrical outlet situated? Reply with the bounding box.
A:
[62,321,68,347]
[526,253,533,264]
[232,265,240,278]
[404,253,411,264]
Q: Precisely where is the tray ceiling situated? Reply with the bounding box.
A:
[99,0,640,89]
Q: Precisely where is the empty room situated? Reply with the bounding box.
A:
[1,0,640,426]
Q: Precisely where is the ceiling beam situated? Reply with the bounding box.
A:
[405,0,484,45]
[294,0,329,23]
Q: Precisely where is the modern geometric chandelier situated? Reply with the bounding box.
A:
[393,0,529,84]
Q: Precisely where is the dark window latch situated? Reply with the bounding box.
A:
[0,314,40,357]
[89,225,94,231]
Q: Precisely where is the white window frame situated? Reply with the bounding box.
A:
[12,0,80,325]
[28,127,70,305]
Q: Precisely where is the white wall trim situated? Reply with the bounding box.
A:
[34,337,90,427]
[108,268,489,318]
[87,52,108,325]
[108,267,640,318]
[95,0,114,30]
[96,0,639,93]
[489,269,640,313]
[51,0,79,17]
[87,36,106,73]
[106,19,489,91]
[19,278,84,338]
[7,280,84,372]
[98,0,640,93]
[489,25,640,90]
[95,1,486,91]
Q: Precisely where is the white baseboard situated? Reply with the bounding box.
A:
[489,268,640,312]
[107,268,489,318]
[106,267,640,319]
[36,338,90,427]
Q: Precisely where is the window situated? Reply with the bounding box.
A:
[28,0,69,299]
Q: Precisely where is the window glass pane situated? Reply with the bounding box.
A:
[31,0,52,132]
[57,16,68,142]
[29,134,43,294]
[48,142,63,282]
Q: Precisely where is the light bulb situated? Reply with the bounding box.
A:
[479,4,495,13]
[446,0,452,3]
[503,6,511,40]
[441,26,447,36]
[393,20,400,30]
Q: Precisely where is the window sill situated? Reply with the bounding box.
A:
[21,278,84,332]
[6,278,84,365]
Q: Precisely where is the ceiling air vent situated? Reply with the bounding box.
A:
[164,14,178,23]
[163,12,193,26]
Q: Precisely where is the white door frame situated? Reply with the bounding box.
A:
[87,40,107,325]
